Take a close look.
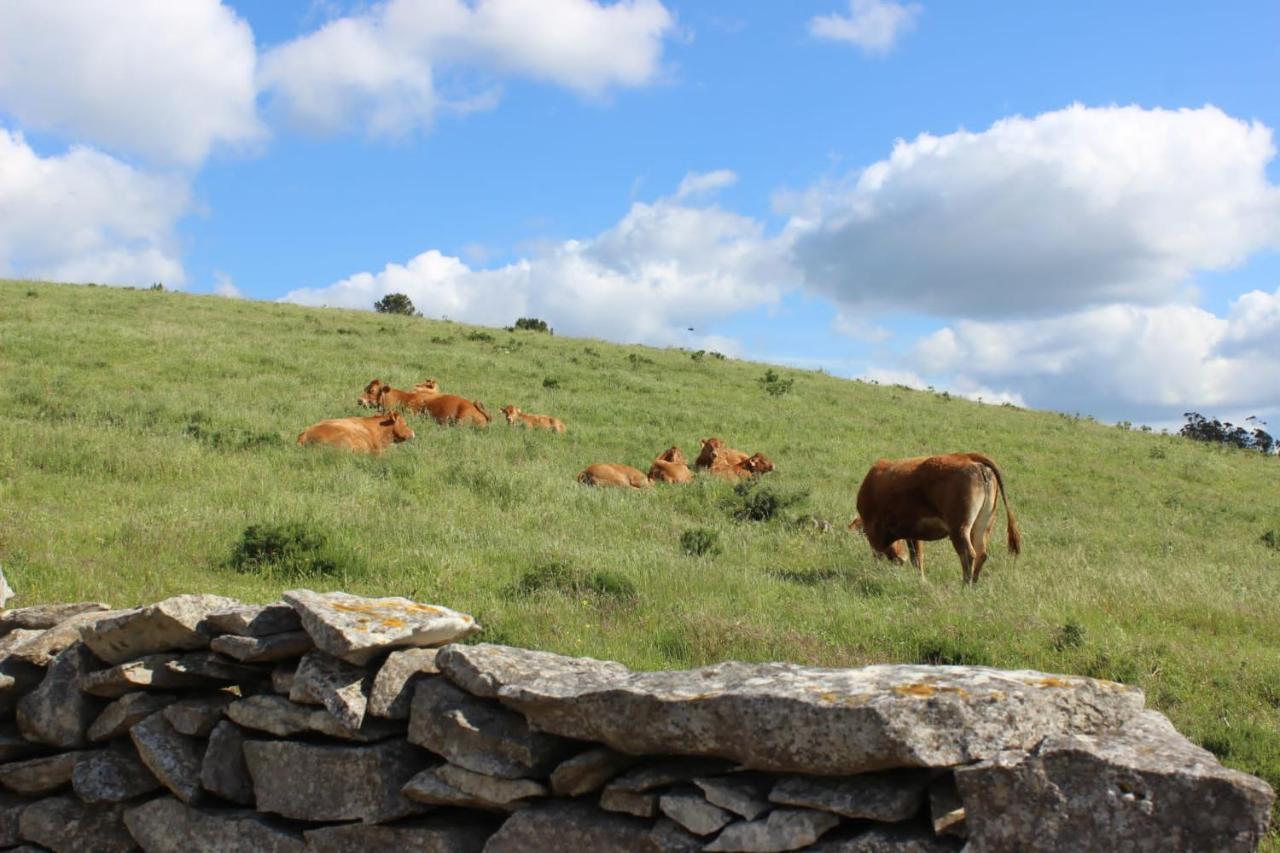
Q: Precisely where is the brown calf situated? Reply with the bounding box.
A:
[297,412,415,453]
[360,378,491,427]
[501,405,566,433]
[577,464,651,489]
[851,452,1021,585]
[647,446,693,484]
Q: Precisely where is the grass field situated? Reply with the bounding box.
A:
[3,279,1279,821]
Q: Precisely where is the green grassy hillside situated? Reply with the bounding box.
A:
[3,280,1279,808]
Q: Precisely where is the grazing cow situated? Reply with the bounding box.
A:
[297,412,414,453]
[501,405,566,433]
[851,452,1021,585]
[648,446,693,484]
[695,438,748,470]
[360,378,491,427]
[577,464,651,489]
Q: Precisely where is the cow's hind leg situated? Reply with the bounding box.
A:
[908,540,926,581]
[970,468,999,583]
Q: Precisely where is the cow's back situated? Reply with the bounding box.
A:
[298,419,381,452]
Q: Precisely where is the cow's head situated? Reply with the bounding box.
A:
[500,405,520,424]
[656,445,686,465]
[741,452,775,475]
[854,517,907,564]
[381,411,415,443]
[358,379,385,408]
[415,379,440,394]
[700,437,724,452]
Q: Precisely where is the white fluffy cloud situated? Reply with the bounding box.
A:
[791,105,1280,319]
[910,291,1280,421]
[282,180,791,346]
[0,130,189,286]
[809,0,922,55]
[260,0,675,135]
[0,0,262,166]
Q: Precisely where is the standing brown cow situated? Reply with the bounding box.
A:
[851,452,1021,585]
[297,412,415,453]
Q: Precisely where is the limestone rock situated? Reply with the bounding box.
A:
[163,692,236,737]
[210,630,313,664]
[606,759,737,793]
[80,595,240,665]
[271,663,296,696]
[0,791,29,847]
[0,751,80,796]
[928,775,965,838]
[769,770,933,822]
[437,763,546,804]
[80,654,211,698]
[705,808,841,852]
[283,590,478,666]
[695,774,774,820]
[437,644,1145,775]
[0,658,44,719]
[200,720,253,805]
[600,787,659,818]
[243,738,426,824]
[130,711,205,803]
[0,628,45,656]
[0,721,48,763]
[18,794,135,853]
[401,766,524,813]
[225,694,402,742]
[660,788,734,835]
[7,609,130,666]
[16,643,104,748]
[408,677,570,779]
[549,746,637,796]
[955,709,1275,852]
[483,800,698,853]
[165,651,267,684]
[369,648,440,719]
[72,747,162,802]
[290,651,369,730]
[204,603,302,637]
[0,603,109,634]
[302,816,497,852]
[808,823,962,851]
[123,797,304,853]
[88,692,177,742]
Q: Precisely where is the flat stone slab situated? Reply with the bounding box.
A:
[808,823,962,851]
[16,643,104,748]
[696,774,774,820]
[483,799,700,853]
[0,628,44,658]
[369,648,440,719]
[124,797,305,852]
[290,651,369,730]
[210,630,313,664]
[955,709,1276,853]
[225,694,403,742]
[204,603,302,637]
[0,791,29,848]
[80,653,212,698]
[0,603,109,634]
[401,766,526,813]
[769,770,934,822]
[6,609,130,666]
[302,816,497,852]
[705,808,841,852]
[0,721,47,764]
[72,747,162,802]
[0,751,81,796]
[660,788,735,835]
[437,763,547,805]
[200,720,253,805]
[244,738,426,824]
[437,644,1146,775]
[163,692,236,736]
[18,794,135,853]
[601,787,659,818]
[165,651,267,684]
[606,759,738,793]
[88,692,177,742]
[283,590,479,665]
[549,746,637,796]
[80,594,241,664]
[130,711,205,804]
[408,677,570,779]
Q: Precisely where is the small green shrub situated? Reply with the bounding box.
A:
[227,523,355,578]
[691,350,706,362]
[1052,620,1086,651]
[915,636,993,667]
[1149,445,1168,460]
[429,336,452,345]
[542,377,561,389]
[680,528,721,557]
[185,422,282,450]
[514,317,553,334]
[724,479,807,522]
[1262,530,1280,551]
[758,368,794,397]
[149,282,165,292]
[507,560,638,603]
[373,293,417,316]
[627,353,655,368]
[465,331,495,343]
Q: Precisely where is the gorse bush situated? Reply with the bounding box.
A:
[758,368,794,397]
[724,479,807,522]
[227,523,356,578]
[373,293,417,316]
[542,377,560,389]
[680,527,721,557]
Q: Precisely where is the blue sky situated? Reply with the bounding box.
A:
[2,1,1279,429]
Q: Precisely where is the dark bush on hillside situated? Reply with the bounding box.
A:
[373,293,418,316]
[542,377,560,389]
[513,317,553,334]
[1180,412,1276,454]
[506,560,637,603]
[915,636,993,667]
[627,353,655,368]
[465,331,495,343]
[227,523,356,578]
[1052,621,1086,651]
[680,528,721,557]
[149,282,165,292]
[1262,530,1280,551]
[758,368,794,397]
[724,479,807,522]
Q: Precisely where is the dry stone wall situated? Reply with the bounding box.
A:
[0,590,1271,852]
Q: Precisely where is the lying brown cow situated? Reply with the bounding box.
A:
[695,437,748,470]
[708,450,776,481]
[501,405,566,433]
[297,412,414,453]
[577,464,650,489]
[359,379,491,427]
[648,446,693,484]
[851,452,1021,585]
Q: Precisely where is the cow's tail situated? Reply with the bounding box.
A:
[473,401,492,425]
[970,453,1021,556]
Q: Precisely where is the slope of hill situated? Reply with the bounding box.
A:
[3,280,1279,806]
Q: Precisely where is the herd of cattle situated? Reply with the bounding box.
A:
[295,378,1020,585]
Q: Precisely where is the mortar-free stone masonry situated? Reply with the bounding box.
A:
[0,590,1270,851]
